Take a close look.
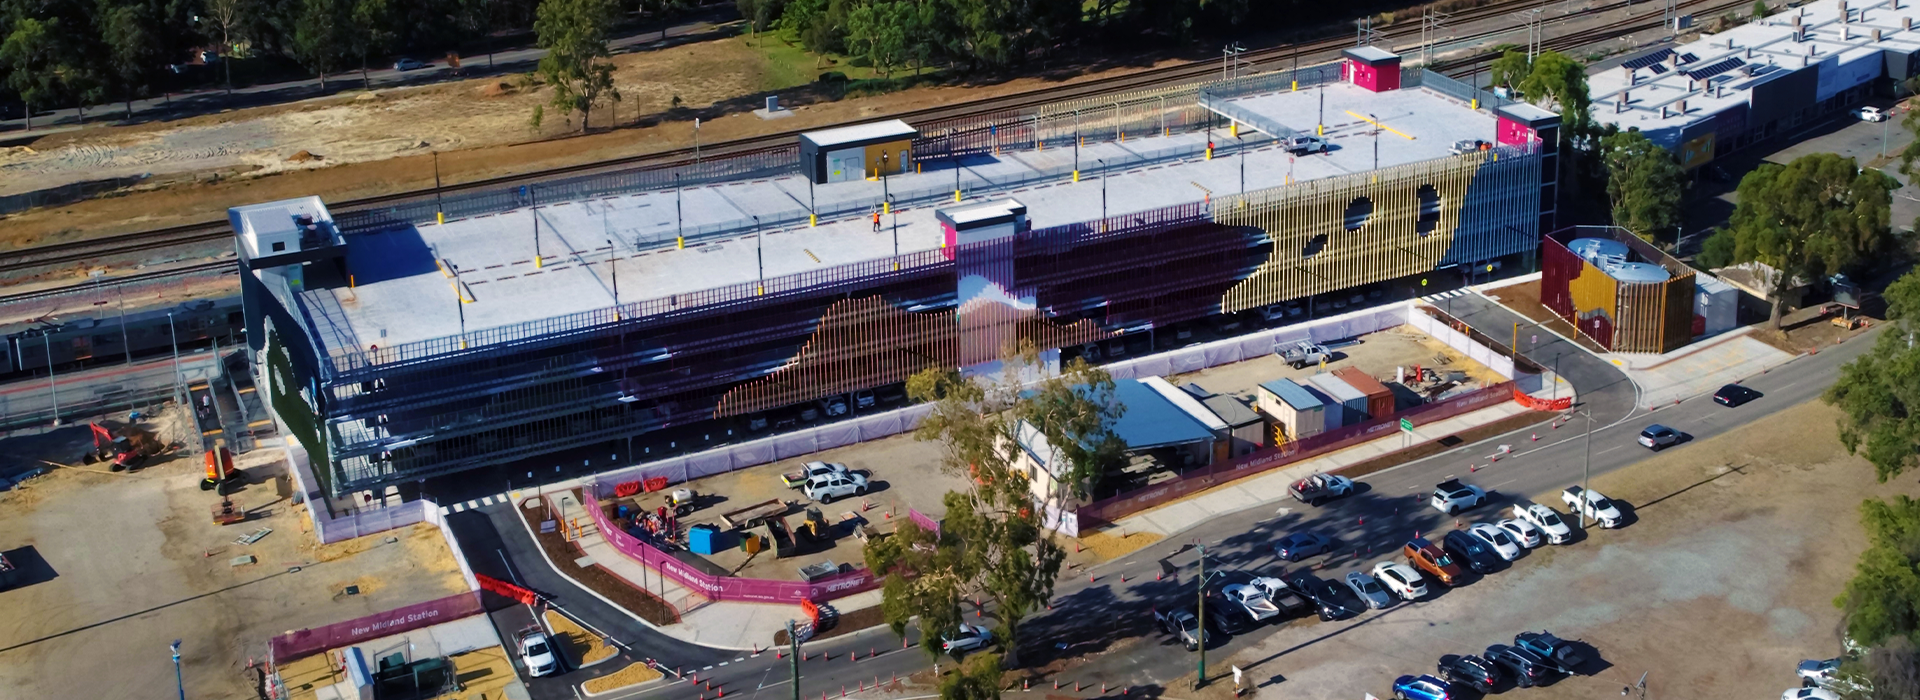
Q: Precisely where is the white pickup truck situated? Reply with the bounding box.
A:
[1561,486,1624,528]
[803,471,869,503]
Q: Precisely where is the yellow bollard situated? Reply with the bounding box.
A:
[1206,147,1213,161]
[677,236,684,250]
[1471,98,1479,110]
[1073,170,1080,183]
[1230,123,1238,138]
[1317,124,1325,136]
[437,212,445,225]
[535,255,543,269]
[883,200,890,215]
[954,189,962,203]
[810,214,817,227]
[1291,80,1298,92]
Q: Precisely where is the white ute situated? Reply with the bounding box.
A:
[1222,583,1281,621]
[1561,486,1624,528]
[1513,503,1573,544]
[804,471,869,503]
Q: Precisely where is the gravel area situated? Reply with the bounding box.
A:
[1206,400,1912,700]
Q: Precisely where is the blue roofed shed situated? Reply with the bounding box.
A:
[1256,378,1325,442]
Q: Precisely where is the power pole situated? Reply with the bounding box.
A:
[1580,410,1593,528]
[1195,543,1207,689]
[787,620,802,700]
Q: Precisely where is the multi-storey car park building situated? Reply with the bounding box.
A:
[234,49,1560,503]
[1590,0,1920,167]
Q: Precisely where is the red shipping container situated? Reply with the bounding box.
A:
[1332,367,1395,420]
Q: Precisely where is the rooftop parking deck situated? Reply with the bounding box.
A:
[296,81,1506,360]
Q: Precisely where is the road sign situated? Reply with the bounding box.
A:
[1400,418,1414,433]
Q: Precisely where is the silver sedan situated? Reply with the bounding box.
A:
[1343,571,1394,609]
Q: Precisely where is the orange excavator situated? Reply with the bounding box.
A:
[82,422,161,472]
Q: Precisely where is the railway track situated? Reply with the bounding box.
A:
[0,0,1615,278]
[0,0,1743,299]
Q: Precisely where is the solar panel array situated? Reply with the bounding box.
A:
[1684,57,1747,81]
[1622,48,1675,71]
[1677,52,1700,63]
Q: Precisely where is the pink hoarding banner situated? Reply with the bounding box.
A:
[581,491,881,605]
[269,592,485,662]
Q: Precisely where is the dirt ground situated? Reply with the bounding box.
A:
[0,34,1178,251]
[656,323,1497,581]
[1167,325,1506,405]
[1204,399,1900,700]
[0,406,469,700]
[637,429,976,582]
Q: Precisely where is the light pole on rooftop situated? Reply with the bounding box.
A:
[1370,113,1380,171]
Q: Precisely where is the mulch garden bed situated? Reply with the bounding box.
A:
[771,603,890,646]
[519,490,682,625]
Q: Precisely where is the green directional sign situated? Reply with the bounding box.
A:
[1400,418,1414,433]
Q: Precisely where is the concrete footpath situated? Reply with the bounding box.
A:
[545,491,882,650]
[1597,326,1799,408]
[1111,378,1572,541]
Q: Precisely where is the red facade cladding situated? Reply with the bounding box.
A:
[1538,235,1581,318]
[1498,116,1537,147]
[1581,313,1615,350]
[1345,59,1400,92]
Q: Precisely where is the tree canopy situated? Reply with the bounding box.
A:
[534,0,620,131]
[1695,153,1896,326]
[1601,130,1686,242]
[865,348,1123,671]
[1487,49,1592,138]
[1826,269,1920,482]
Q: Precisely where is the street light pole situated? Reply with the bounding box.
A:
[608,238,619,311]
[42,331,58,426]
[1097,158,1108,223]
[755,216,764,295]
[171,639,186,700]
[1580,409,1594,528]
[168,312,184,406]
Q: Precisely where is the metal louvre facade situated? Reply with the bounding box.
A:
[1217,145,1541,313]
[277,151,1547,497]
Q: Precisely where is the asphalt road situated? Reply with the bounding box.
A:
[450,299,1877,699]
[449,498,936,700]
[1433,292,1640,424]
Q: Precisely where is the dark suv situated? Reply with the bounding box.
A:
[1484,644,1553,688]
[1436,654,1502,693]
[1442,530,1501,574]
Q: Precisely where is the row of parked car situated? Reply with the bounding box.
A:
[1397,630,1591,698]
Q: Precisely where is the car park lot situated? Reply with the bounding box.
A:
[1188,400,1904,699]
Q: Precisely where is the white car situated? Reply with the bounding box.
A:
[1513,504,1573,544]
[942,623,992,654]
[1371,561,1427,601]
[1222,583,1281,621]
[1496,518,1544,548]
[518,630,559,677]
[1430,479,1488,515]
[1853,106,1889,122]
[1798,658,1870,694]
[803,471,869,503]
[1468,522,1522,561]
[393,58,428,71]
[1561,486,1624,528]
[1783,688,1841,700]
